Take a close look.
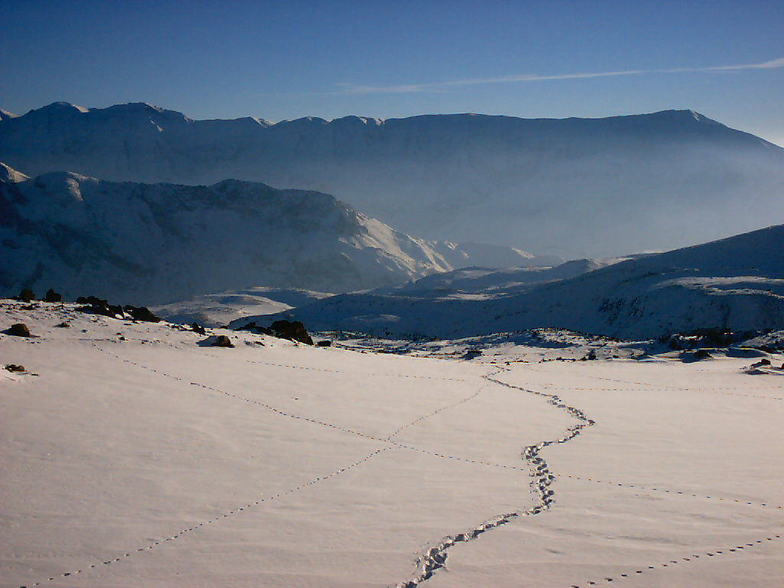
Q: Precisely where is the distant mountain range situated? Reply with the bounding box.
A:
[245,225,784,340]
[0,162,550,304]
[1,102,782,257]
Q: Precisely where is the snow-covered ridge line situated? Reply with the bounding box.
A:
[398,367,596,587]
[0,162,547,303]
[3,102,783,257]
[0,101,740,129]
[267,224,784,340]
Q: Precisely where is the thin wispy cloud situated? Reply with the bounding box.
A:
[335,56,784,95]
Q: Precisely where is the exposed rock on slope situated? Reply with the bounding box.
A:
[2,103,783,256]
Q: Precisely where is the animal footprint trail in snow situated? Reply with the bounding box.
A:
[572,534,783,587]
[18,447,391,588]
[398,367,596,587]
[565,474,784,510]
[23,342,493,588]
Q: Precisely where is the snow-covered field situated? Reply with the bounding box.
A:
[1,300,782,587]
[151,287,333,328]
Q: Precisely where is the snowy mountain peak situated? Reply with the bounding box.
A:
[35,101,90,114]
[0,165,548,303]
[0,162,29,183]
[2,103,783,257]
[100,102,192,121]
[275,224,784,339]
[645,108,720,125]
[330,115,385,128]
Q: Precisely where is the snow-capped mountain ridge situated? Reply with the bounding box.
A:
[255,224,784,339]
[3,102,783,257]
[0,163,547,304]
[9,102,731,128]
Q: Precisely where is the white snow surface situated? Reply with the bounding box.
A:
[152,287,333,327]
[257,224,784,340]
[1,300,782,587]
[2,104,784,257]
[0,163,544,304]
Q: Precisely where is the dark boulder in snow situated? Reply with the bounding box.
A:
[680,349,714,363]
[124,305,161,322]
[269,320,313,345]
[77,295,108,306]
[77,296,125,319]
[16,289,35,302]
[725,347,768,358]
[235,319,314,344]
[44,289,62,302]
[199,335,234,348]
[6,323,31,337]
[235,321,272,335]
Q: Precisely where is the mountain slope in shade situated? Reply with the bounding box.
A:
[249,225,784,339]
[0,163,543,305]
[1,103,783,256]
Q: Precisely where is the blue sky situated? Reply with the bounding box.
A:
[2,0,783,144]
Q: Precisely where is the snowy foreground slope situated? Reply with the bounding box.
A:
[2,103,783,256]
[2,300,782,587]
[256,224,784,340]
[0,162,544,304]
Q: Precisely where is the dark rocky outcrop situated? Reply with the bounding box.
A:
[269,320,313,345]
[750,359,771,368]
[191,323,206,335]
[76,295,108,305]
[199,334,234,348]
[725,347,768,358]
[6,323,31,337]
[76,296,160,322]
[77,296,124,319]
[44,289,62,302]
[16,289,35,302]
[235,319,314,345]
[235,321,272,335]
[4,363,25,372]
[680,349,714,363]
[123,305,161,322]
